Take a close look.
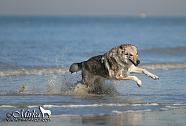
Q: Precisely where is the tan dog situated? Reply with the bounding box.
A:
[69,44,159,89]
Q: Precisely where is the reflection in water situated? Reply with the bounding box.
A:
[59,112,142,126]
[53,109,186,126]
[2,109,186,126]
[111,112,142,126]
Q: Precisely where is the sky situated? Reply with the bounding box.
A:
[0,0,186,16]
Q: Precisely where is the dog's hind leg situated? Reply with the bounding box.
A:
[90,77,105,94]
[116,75,142,87]
[129,65,159,80]
[81,69,95,87]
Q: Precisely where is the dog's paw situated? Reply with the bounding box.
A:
[151,74,159,80]
[136,79,142,87]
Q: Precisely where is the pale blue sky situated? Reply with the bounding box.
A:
[0,0,186,16]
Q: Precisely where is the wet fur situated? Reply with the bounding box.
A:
[69,44,159,89]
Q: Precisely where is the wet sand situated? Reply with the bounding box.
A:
[2,108,186,126]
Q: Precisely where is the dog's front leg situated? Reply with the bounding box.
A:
[129,65,159,80]
[116,75,142,87]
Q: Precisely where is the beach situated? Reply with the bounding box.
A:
[0,16,186,125]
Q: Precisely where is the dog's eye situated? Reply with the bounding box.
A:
[129,54,133,56]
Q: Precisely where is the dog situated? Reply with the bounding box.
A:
[69,43,159,89]
[39,106,51,118]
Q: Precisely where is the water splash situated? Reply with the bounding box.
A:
[0,63,185,77]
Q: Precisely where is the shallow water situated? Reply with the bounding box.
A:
[0,16,186,122]
[0,68,186,120]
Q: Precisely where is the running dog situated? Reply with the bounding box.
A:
[69,44,159,88]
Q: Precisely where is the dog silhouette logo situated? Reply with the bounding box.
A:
[39,106,51,118]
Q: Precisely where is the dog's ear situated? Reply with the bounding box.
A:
[119,45,126,54]
[119,45,123,49]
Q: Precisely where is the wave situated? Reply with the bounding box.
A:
[0,105,16,108]
[0,63,185,77]
[0,67,69,77]
[141,47,186,54]
[41,103,159,108]
[112,109,153,113]
[0,102,159,109]
[1,103,185,113]
[141,63,186,70]
[1,103,185,116]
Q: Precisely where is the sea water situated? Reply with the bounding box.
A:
[0,16,186,120]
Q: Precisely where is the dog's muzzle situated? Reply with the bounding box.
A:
[137,60,140,65]
[129,59,140,66]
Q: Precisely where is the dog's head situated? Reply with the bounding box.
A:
[118,44,140,66]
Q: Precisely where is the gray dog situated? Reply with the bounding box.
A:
[69,44,159,90]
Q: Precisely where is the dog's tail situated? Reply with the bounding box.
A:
[69,62,82,73]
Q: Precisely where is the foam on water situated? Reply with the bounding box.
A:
[0,63,185,77]
[141,63,186,70]
[41,102,159,108]
[0,67,68,77]
[0,102,160,109]
[0,102,159,109]
[0,105,16,108]
[0,102,164,109]
[0,102,185,116]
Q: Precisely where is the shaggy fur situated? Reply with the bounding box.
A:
[69,44,159,88]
